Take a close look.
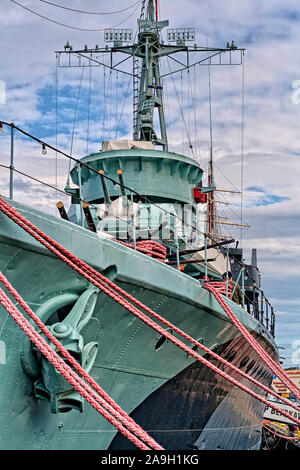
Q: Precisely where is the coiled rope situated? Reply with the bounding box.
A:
[206,281,233,300]
[117,239,167,261]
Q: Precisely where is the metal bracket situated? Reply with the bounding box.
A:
[32,287,100,414]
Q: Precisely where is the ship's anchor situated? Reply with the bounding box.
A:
[21,287,100,414]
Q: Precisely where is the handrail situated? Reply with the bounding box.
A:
[0,121,207,240]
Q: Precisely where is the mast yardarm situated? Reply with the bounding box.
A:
[55,1,245,151]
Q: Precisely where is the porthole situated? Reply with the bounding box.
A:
[155,329,173,351]
[239,356,249,368]
[261,369,269,380]
[224,350,237,363]
[261,369,267,379]
[256,366,264,377]
[155,336,167,350]
[187,338,203,359]
[187,344,199,359]
[250,364,260,376]
[246,360,256,374]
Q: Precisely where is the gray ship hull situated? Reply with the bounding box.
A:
[0,199,277,450]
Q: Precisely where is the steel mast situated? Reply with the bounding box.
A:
[56,1,245,153]
[207,63,216,240]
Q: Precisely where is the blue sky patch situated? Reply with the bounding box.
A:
[253,194,290,207]
[246,185,265,192]
[246,186,290,207]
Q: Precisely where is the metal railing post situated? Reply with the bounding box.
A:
[241,267,245,309]
[271,307,275,336]
[204,234,208,281]
[231,267,242,299]
[173,217,180,271]
[9,123,14,200]
[78,164,84,227]
[130,190,136,250]
[226,250,229,298]
[266,298,269,330]
[260,291,264,324]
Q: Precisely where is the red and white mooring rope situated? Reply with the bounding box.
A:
[0,196,299,411]
[204,282,300,402]
[116,239,167,261]
[207,281,233,300]
[0,286,164,450]
[0,196,300,429]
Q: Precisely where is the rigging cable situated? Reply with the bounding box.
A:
[208,63,213,165]
[66,67,85,186]
[240,52,245,245]
[39,0,141,15]
[192,65,201,165]
[9,0,142,32]
[0,163,135,229]
[1,120,206,239]
[109,70,113,141]
[187,69,191,157]
[181,70,184,153]
[102,67,113,141]
[115,74,132,140]
[87,65,92,155]
[115,71,119,140]
[55,52,58,202]
[161,61,173,150]
[213,175,250,229]
[166,60,195,157]
[207,59,217,237]
[0,118,260,284]
[115,17,140,140]
[213,164,250,233]
[1,120,243,243]
[2,120,254,250]
[214,161,241,193]
[100,65,107,143]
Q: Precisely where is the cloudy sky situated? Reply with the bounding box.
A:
[0,0,299,369]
